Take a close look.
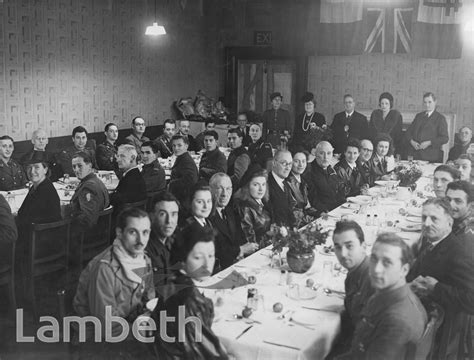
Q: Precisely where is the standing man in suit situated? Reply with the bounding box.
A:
[168,135,198,206]
[262,92,292,148]
[124,116,150,158]
[408,198,474,360]
[268,150,296,227]
[208,173,258,269]
[406,92,449,162]
[95,123,119,171]
[154,119,175,159]
[331,94,369,155]
[110,144,147,210]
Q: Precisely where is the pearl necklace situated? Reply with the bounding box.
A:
[301,112,315,132]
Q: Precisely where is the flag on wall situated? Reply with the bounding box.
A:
[364,0,414,54]
[413,0,463,59]
[318,0,365,55]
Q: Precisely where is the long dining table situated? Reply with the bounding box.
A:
[198,161,438,360]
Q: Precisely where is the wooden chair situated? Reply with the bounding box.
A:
[79,206,114,266]
[25,218,71,319]
[123,199,148,211]
[0,241,17,313]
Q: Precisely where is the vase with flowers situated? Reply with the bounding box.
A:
[393,162,423,191]
[265,223,329,273]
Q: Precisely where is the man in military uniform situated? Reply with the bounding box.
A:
[446,180,474,240]
[96,123,118,171]
[20,129,61,181]
[125,116,149,157]
[141,141,166,195]
[0,135,27,191]
[154,119,175,159]
[70,152,110,229]
[57,126,97,177]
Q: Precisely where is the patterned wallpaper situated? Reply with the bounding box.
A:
[0,0,218,141]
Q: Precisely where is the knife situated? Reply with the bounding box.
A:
[302,306,339,313]
[235,325,253,339]
[263,341,301,350]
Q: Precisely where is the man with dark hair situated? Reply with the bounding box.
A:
[195,120,216,151]
[73,207,154,339]
[199,130,227,181]
[333,220,373,343]
[140,141,166,195]
[96,123,119,171]
[227,128,250,190]
[446,180,474,239]
[154,119,175,159]
[0,194,17,245]
[357,139,375,187]
[330,94,369,154]
[335,138,367,196]
[177,119,198,152]
[454,154,472,182]
[20,129,61,181]
[0,135,27,191]
[125,116,150,157]
[169,135,198,204]
[338,233,427,359]
[448,126,473,161]
[408,197,474,359]
[433,164,461,198]
[406,92,449,162]
[146,191,180,292]
[57,126,97,176]
[71,152,110,229]
[236,112,252,146]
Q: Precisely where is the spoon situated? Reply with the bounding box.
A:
[324,288,345,298]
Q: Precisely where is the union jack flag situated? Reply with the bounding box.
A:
[364,1,414,54]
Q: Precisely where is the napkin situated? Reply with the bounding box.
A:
[197,270,248,290]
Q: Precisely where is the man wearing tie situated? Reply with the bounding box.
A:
[208,173,258,269]
[406,92,449,162]
[330,94,369,155]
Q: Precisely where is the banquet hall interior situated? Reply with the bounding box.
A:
[1,0,474,359]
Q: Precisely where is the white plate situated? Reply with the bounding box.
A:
[407,208,422,217]
[375,180,399,186]
[146,298,159,312]
[347,195,372,204]
[401,224,422,232]
[405,216,422,223]
[341,203,360,210]
[291,310,323,325]
[287,287,318,301]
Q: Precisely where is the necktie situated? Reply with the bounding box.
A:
[219,208,227,221]
[416,239,434,265]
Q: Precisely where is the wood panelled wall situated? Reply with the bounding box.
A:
[307,53,474,130]
[0,0,218,141]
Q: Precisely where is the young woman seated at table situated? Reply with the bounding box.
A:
[154,224,229,359]
[234,168,272,248]
[367,132,394,181]
[180,183,213,229]
[17,159,61,226]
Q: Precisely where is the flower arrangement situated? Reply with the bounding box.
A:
[266,223,329,254]
[394,162,423,187]
[302,125,333,152]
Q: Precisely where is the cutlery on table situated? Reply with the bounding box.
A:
[323,288,345,298]
[301,306,339,313]
[235,325,253,340]
[263,341,301,350]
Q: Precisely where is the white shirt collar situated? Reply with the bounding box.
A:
[291,172,301,183]
[272,171,286,190]
[193,216,206,227]
[346,111,354,117]
[426,110,434,117]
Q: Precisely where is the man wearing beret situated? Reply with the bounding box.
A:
[262,92,292,148]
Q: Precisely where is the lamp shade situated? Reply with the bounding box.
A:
[145,22,166,36]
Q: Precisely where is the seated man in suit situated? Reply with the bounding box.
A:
[154,119,175,159]
[303,141,346,214]
[208,173,258,269]
[146,191,180,293]
[335,138,367,197]
[408,198,474,360]
[433,164,461,198]
[268,150,296,227]
[168,135,198,206]
[57,126,97,176]
[110,144,147,211]
[95,123,118,171]
[194,120,216,151]
[448,126,472,161]
[140,141,166,195]
[124,116,150,158]
[198,130,227,181]
[20,129,61,181]
[357,139,375,187]
[177,119,198,152]
[446,180,474,240]
[0,135,27,191]
[337,233,427,359]
[330,94,369,155]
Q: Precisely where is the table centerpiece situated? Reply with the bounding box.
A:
[393,162,423,191]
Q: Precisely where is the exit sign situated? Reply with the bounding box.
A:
[254,31,272,46]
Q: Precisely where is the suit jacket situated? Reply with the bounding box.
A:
[145,231,177,293]
[141,160,166,194]
[0,194,17,245]
[110,167,146,210]
[227,146,250,190]
[331,111,368,154]
[209,207,244,270]
[407,232,474,359]
[153,135,173,159]
[334,159,366,197]
[448,142,471,162]
[367,154,388,181]
[169,152,198,204]
[199,148,227,181]
[248,139,273,169]
[124,133,150,155]
[95,141,117,171]
[405,110,449,162]
[286,172,310,210]
[369,109,403,153]
[268,172,296,227]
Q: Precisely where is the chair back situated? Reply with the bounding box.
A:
[123,199,147,211]
[409,302,445,360]
[29,218,72,277]
[80,206,114,265]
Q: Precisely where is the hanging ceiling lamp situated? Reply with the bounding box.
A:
[145,0,166,36]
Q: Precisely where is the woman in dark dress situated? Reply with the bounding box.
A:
[369,92,403,155]
[247,123,273,170]
[234,168,272,248]
[17,159,61,225]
